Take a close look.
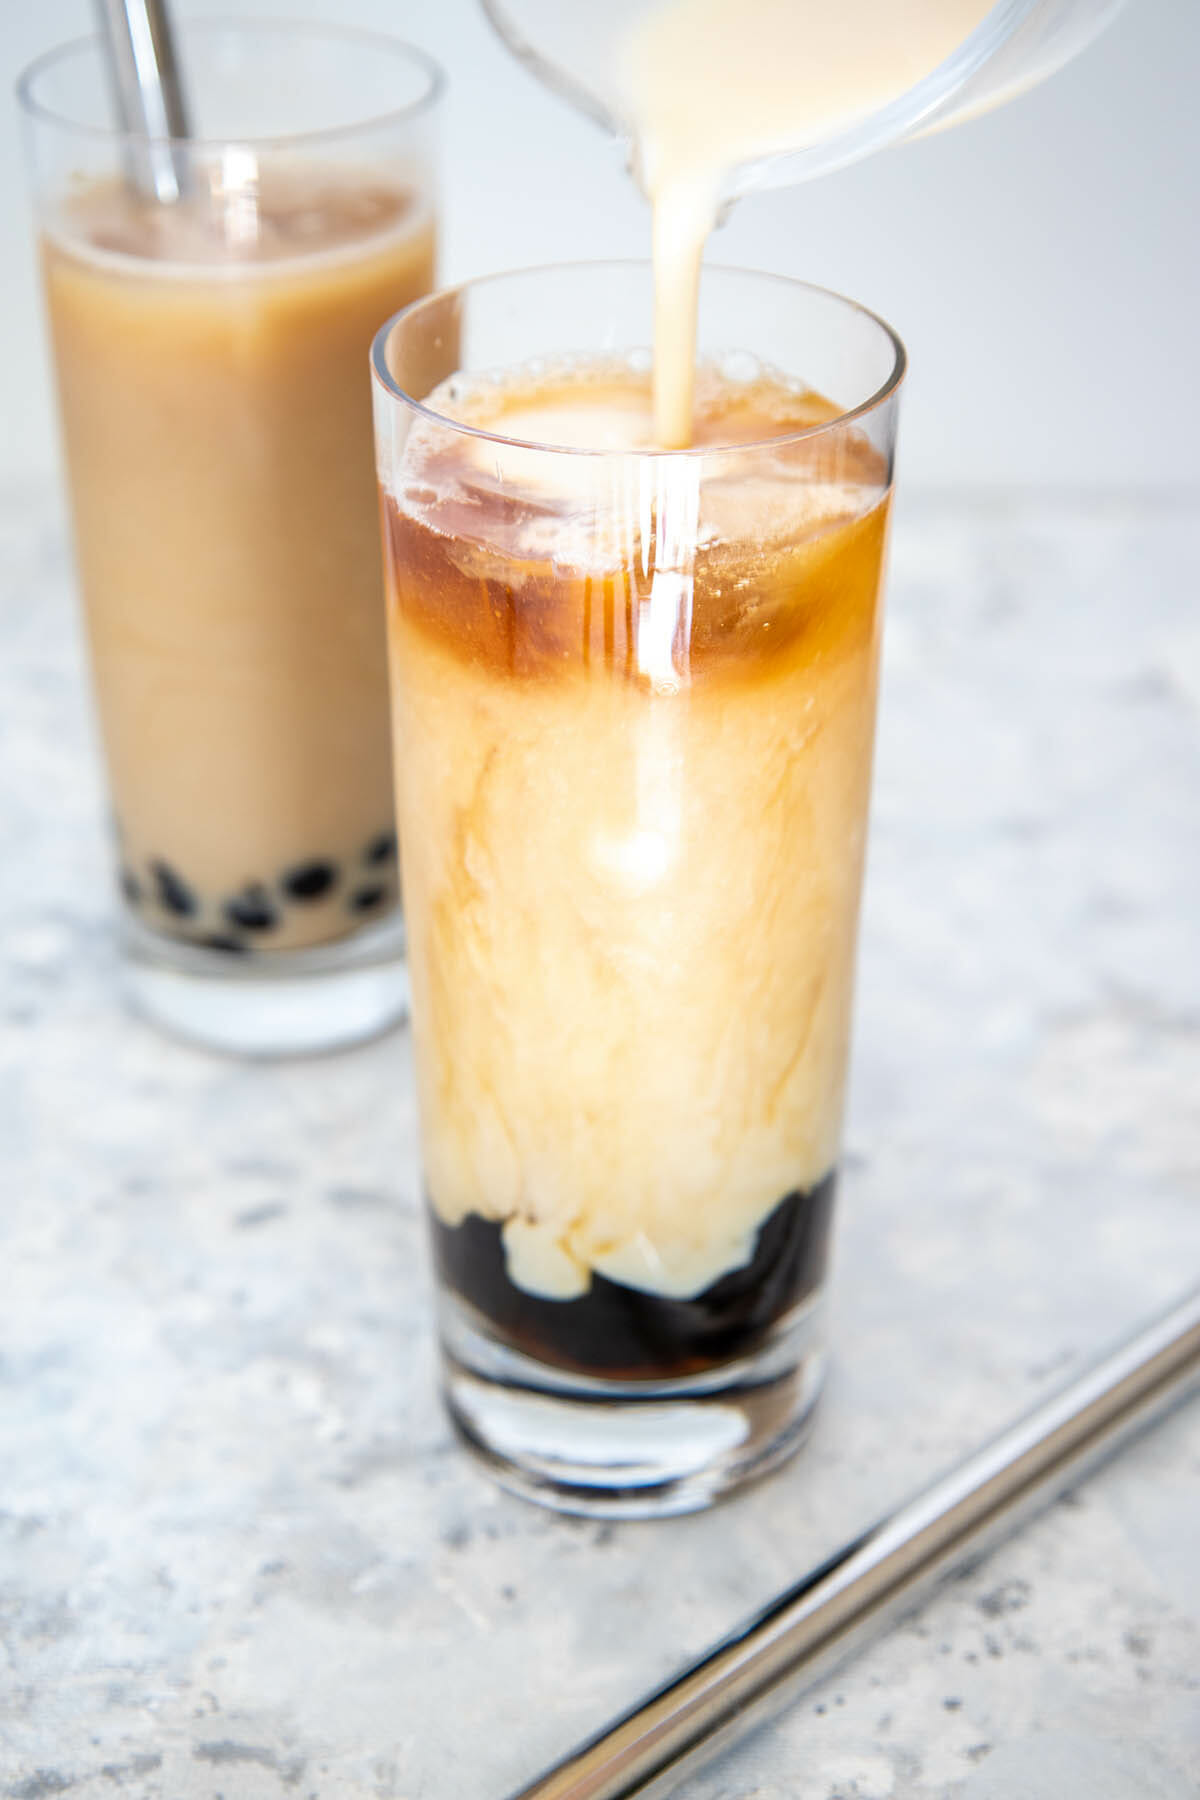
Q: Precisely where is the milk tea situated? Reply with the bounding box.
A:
[383,360,890,1372]
[45,168,434,952]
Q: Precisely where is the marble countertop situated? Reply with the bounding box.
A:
[1,485,1197,1799]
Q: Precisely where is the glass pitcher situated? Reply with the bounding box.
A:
[481,0,1127,197]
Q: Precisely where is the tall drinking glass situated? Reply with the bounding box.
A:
[373,265,904,1514]
[19,21,442,1054]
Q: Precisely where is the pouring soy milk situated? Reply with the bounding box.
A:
[484,0,1127,442]
[621,0,995,442]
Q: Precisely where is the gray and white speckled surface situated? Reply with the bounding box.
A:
[0,487,1197,1798]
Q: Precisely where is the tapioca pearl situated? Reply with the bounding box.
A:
[364,830,397,867]
[225,884,280,933]
[282,859,337,902]
[119,868,143,908]
[349,883,389,914]
[152,859,196,918]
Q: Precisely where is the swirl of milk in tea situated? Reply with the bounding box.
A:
[384,4,1000,1323]
[618,0,993,444]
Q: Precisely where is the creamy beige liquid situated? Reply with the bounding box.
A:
[45,168,435,952]
[619,0,993,443]
[385,364,890,1300]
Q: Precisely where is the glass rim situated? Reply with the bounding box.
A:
[370,260,907,460]
[15,16,445,153]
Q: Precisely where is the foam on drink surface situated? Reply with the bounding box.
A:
[393,360,885,632]
[50,163,427,278]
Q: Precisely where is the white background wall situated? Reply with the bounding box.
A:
[2,0,1197,493]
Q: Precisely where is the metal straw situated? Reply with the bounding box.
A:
[507,1286,1200,1800]
[94,0,191,203]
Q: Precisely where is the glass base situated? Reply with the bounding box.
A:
[121,910,408,1056]
[438,1291,827,1518]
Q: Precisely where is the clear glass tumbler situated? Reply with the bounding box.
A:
[19,21,442,1055]
[372,264,904,1515]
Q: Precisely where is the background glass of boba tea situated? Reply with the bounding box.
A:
[372,265,904,1515]
[19,21,442,1055]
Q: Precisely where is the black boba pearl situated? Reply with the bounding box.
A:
[282,859,337,902]
[349,883,388,914]
[199,933,248,955]
[224,884,280,933]
[152,859,196,918]
[364,830,397,867]
[119,868,143,908]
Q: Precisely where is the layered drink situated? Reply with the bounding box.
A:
[44,168,434,957]
[380,341,893,1405]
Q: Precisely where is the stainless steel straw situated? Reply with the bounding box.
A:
[507,1286,1200,1800]
[94,0,191,203]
